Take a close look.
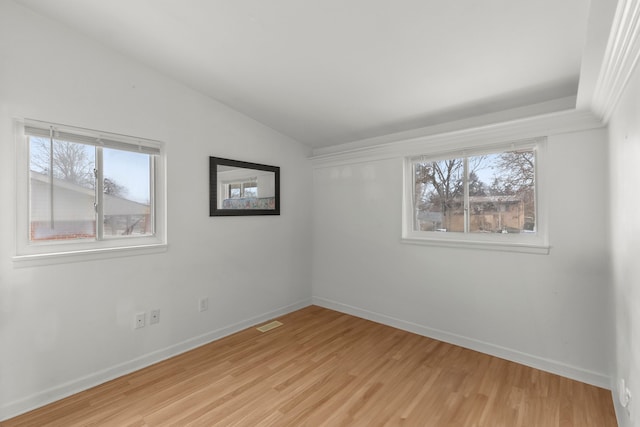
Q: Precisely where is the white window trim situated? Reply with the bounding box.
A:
[13,119,167,265]
[401,137,549,254]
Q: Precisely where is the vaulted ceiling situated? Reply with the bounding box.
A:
[14,0,610,148]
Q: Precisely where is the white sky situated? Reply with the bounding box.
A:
[30,138,151,204]
[104,148,150,204]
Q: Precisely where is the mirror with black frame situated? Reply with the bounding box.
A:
[209,157,280,216]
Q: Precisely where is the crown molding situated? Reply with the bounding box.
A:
[312,96,576,158]
[310,109,604,168]
[591,0,640,122]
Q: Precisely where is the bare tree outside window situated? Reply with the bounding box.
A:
[413,149,535,234]
[414,156,487,232]
[30,138,129,198]
[30,138,95,188]
[103,177,128,198]
[494,150,536,231]
[415,159,464,231]
[28,137,150,240]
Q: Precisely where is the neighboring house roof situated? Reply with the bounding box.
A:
[424,195,523,205]
[30,171,149,221]
[417,195,524,221]
[469,195,523,204]
[416,211,443,222]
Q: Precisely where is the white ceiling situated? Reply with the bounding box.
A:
[15,0,594,148]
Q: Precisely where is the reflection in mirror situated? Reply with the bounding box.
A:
[217,165,275,209]
[209,157,280,216]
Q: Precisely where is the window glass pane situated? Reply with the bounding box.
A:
[414,159,465,232]
[243,182,258,198]
[103,148,153,237]
[29,137,96,241]
[468,150,536,233]
[412,149,536,235]
[229,184,241,198]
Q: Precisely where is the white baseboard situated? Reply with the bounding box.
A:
[312,296,611,390]
[0,298,312,422]
[613,390,630,427]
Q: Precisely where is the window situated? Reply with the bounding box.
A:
[403,139,548,253]
[227,180,258,199]
[15,120,166,261]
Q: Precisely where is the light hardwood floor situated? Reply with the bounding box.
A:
[3,306,617,426]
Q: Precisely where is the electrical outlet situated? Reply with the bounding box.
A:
[134,312,145,329]
[199,297,209,312]
[150,309,160,325]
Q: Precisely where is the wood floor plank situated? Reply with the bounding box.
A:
[2,306,617,427]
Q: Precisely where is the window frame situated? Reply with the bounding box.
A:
[402,138,549,254]
[227,180,258,199]
[13,119,167,264]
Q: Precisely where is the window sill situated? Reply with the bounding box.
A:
[401,236,550,255]
[12,243,168,267]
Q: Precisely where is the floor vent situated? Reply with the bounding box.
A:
[256,320,283,332]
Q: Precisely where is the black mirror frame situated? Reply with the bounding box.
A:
[209,157,280,216]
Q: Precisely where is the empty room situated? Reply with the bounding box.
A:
[0,0,638,426]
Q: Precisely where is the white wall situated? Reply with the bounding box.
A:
[0,0,621,422]
[608,59,640,427]
[311,126,612,388]
[0,1,312,419]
